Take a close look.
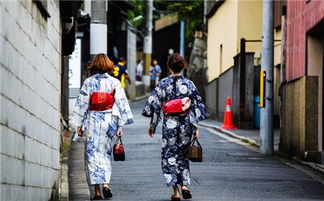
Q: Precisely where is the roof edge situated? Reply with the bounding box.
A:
[205,0,225,19]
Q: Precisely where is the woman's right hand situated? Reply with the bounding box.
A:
[77,126,83,137]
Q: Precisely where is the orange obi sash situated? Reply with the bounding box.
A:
[88,90,115,111]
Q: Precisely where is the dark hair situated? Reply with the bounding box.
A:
[87,54,115,76]
[118,57,126,63]
[167,53,186,73]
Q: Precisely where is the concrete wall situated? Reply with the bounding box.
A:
[0,1,62,200]
[218,68,234,121]
[307,34,324,151]
[205,79,218,119]
[280,76,319,158]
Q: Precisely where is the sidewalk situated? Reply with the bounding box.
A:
[199,119,280,149]
[198,119,324,174]
[68,137,91,201]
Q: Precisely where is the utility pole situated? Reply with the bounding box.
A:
[260,0,274,155]
[142,0,153,89]
[180,20,185,57]
[90,0,108,58]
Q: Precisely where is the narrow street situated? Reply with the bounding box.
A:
[69,100,324,201]
[2,1,324,200]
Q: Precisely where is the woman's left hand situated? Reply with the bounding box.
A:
[117,127,123,137]
[148,127,154,138]
[194,129,200,139]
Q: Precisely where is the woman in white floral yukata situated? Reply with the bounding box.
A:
[142,53,209,201]
[72,54,133,200]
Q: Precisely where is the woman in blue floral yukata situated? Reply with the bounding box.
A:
[72,54,133,200]
[142,53,209,201]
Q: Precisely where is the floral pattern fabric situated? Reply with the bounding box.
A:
[72,73,133,185]
[142,75,209,186]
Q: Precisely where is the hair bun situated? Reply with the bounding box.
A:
[168,53,186,73]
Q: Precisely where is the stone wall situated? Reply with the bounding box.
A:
[0,1,62,200]
[188,35,208,102]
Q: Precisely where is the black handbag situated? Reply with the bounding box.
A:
[113,137,125,161]
[187,138,203,162]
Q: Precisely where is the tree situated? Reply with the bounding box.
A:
[128,0,145,29]
[128,0,204,56]
[164,1,203,44]
[154,0,204,54]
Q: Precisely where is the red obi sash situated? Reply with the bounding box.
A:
[162,97,191,116]
[88,90,115,111]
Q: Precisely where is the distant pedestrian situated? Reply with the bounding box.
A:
[142,53,209,201]
[112,57,132,88]
[72,54,134,200]
[136,59,143,81]
[150,59,162,90]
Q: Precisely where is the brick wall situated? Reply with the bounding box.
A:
[286,0,324,82]
[0,1,62,200]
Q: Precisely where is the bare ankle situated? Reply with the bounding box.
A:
[172,186,180,197]
[181,185,188,190]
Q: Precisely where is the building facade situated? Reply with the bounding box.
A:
[206,0,264,127]
[205,0,283,128]
[280,0,324,163]
[1,1,64,200]
[207,0,263,81]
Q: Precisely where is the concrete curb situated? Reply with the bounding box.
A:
[59,158,69,201]
[293,157,324,175]
[199,121,324,176]
[198,122,259,147]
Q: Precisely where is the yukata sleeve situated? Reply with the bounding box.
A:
[142,83,164,133]
[71,78,90,130]
[112,81,134,128]
[188,82,209,127]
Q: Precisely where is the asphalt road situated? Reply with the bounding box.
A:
[70,99,324,201]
